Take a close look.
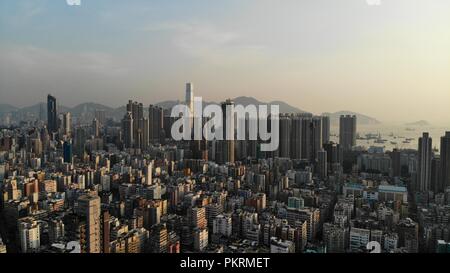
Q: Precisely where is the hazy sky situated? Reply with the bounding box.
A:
[1,0,450,125]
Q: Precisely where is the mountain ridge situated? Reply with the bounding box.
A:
[1,98,380,125]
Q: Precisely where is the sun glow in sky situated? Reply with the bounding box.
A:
[1,0,450,125]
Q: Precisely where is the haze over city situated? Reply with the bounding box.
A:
[3,0,450,259]
[1,0,450,125]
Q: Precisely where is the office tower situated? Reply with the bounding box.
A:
[149,105,164,144]
[47,94,58,134]
[217,99,235,164]
[63,140,73,163]
[62,112,71,136]
[317,149,328,179]
[290,115,302,159]
[391,148,402,177]
[186,82,194,114]
[92,118,100,138]
[321,115,330,145]
[339,115,357,151]
[190,207,207,229]
[279,115,291,158]
[311,116,323,161]
[417,132,432,192]
[75,195,101,253]
[349,227,370,252]
[18,217,40,253]
[441,132,450,191]
[122,112,133,149]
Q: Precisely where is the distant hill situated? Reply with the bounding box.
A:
[322,111,381,126]
[154,96,309,114]
[405,120,430,127]
[3,98,380,126]
[233,96,309,114]
[70,103,114,115]
[0,104,18,114]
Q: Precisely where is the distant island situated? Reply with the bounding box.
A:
[405,120,431,127]
[322,111,381,126]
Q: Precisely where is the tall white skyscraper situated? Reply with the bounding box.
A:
[63,112,71,136]
[145,162,153,186]
[186,82,194,114]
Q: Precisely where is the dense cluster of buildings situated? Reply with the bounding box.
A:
[1,84,450,253]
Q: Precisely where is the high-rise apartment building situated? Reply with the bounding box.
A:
[349,227,370,252]
[440,132,450,192]
[149,105,164,144]
[18,217,41,253]
[321,115,330,145]
[217,99,235,164]
[417,132,432,192]
[339,115,357,151]
[212,214,232,237]
[75,194,101,253]
[279,115,291,158]
[190,207,207,229]
[122,112,133,149]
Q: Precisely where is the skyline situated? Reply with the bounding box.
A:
[1,0,450,125]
